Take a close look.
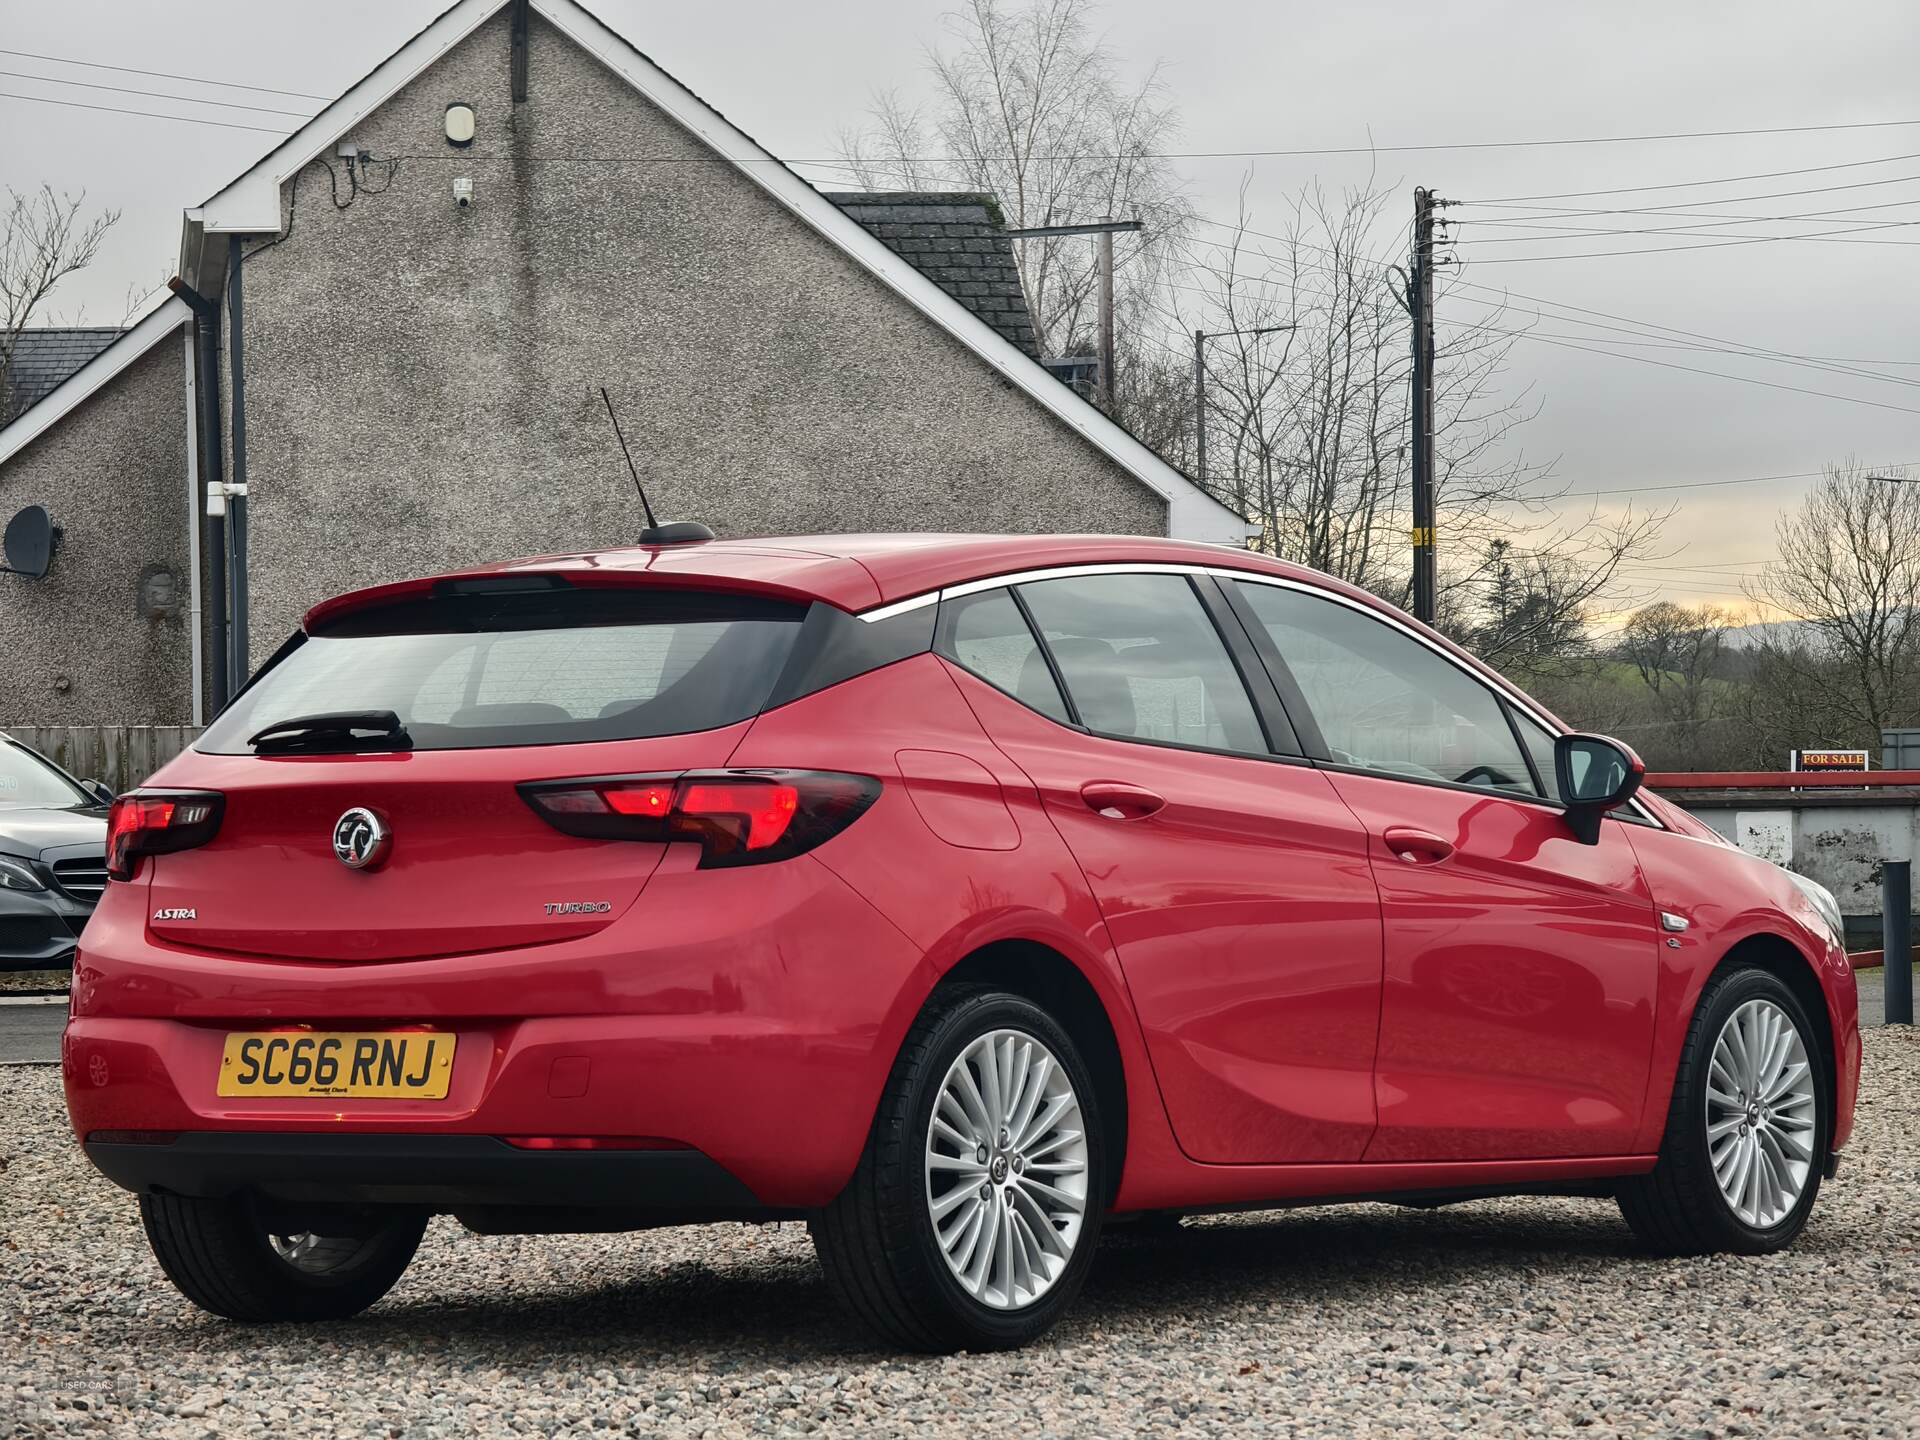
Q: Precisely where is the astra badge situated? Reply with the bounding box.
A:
[153,907,197,921]
[332,808,391,871]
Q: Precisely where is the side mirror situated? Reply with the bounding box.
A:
[1554,733,1644,844]
[84,779,114,807]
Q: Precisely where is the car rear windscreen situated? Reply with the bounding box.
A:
[197,585,807,753]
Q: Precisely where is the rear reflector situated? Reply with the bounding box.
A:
[107,791,225,881]
[519,770,879,868]
[501,1136,689,1151]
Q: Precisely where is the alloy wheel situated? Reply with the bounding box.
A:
[923,1028,1089,1310]
[1706,997,1817,1228]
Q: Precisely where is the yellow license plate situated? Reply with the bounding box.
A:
[217,1032,456,1099]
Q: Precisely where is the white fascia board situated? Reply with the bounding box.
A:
[534,0,1252,546]
[0,294,191,469]
[197,0,504,233]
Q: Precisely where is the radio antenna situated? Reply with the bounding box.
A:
[600,386,660,532]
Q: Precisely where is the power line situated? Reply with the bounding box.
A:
[1442,285,1920,404]
[1613,571,1756,581]
[0,90,287,133]
[1509,331,1920,414]
[1170,223,1920,422]
[1458,149,1920,204]
[1456,217,1920,249]
[1507,331,1920,387]
[1455,216,1920,263]
[1460,196,1920,243]
[795,116,1920,163]
[1177,221,1920,393]
[397,119,1920,168]
[1464,170,1920,220]
[1459,186,1920,234]
[1169,230,1920,418]
[1442,274,1920,380]
[1552,466,1915,498]
[0,68,313,117]
[0,47,331,100]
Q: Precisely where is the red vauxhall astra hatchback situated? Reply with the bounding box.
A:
[66,534,1859,1351]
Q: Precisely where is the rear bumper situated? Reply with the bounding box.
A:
[83,1131,761,1210]
[64,854,936,1208]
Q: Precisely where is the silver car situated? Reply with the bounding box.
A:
[0,735,110,970]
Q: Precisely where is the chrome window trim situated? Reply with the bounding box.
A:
[858,562,1664,829]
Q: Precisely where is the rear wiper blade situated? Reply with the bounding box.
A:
[248,710,415,754]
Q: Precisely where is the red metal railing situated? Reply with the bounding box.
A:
[1849,949,1908,972]
[1645,770,1920,790]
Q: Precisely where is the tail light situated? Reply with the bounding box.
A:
[519,770,880,868]
[106,791,225,881]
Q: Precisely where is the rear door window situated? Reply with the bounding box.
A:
[199,586,805,752]
[1017,573,1267,754]
[936,589,1072,724]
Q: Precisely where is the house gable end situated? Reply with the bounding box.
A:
[187,0,1246,544]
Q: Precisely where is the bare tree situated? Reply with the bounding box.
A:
[1748,460,1920,743]
[1619,601,1729,696]
[1169,177,1665,636]
[1614,600,1733,766]
[836,0,1193,394]
[1,185,119,422]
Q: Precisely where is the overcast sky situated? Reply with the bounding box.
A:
[4,0,1917,622]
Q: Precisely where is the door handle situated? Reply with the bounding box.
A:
[1382,826,1455,864]
[1080,781,1166,820]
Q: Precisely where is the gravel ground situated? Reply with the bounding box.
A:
[3,1033,1915,1439]
[0,970,68,995]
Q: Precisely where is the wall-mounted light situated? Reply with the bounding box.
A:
[445,102,476,148]
[452,177,474,209]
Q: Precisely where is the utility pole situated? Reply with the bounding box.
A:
[1193,324,1295,486]
[1194,330,1207,482]
[1098,219,1116,411]
[1004,217,1142,413]
[1408,186,1450,626]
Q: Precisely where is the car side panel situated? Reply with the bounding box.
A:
[949,672,1385,1164]
[731,655,1195,1207]
[1324,773,1663,1162]
[1622,822,1861,1153]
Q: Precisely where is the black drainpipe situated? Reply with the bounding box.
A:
[165,275,228,713]
[225,236,251,693]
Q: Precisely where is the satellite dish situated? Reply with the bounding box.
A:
[1,505,56,579]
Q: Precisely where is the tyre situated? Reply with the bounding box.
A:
[140,1194,426,1322]
[810,985,1106,1352]
[1618,964,1827,1255]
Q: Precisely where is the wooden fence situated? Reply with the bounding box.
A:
[2,725,202,793]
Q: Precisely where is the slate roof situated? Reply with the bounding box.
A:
[823,193,1039,359]
[2,328,125,426]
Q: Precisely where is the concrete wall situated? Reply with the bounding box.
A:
[234,10,1168,654]
[0,338,193,723]
[1678,793,1920,938]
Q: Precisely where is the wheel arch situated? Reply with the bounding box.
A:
[1711,933,1837,1121]
[934,940,1130,1206]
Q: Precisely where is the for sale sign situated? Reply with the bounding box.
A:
[1791,749,1869,772]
